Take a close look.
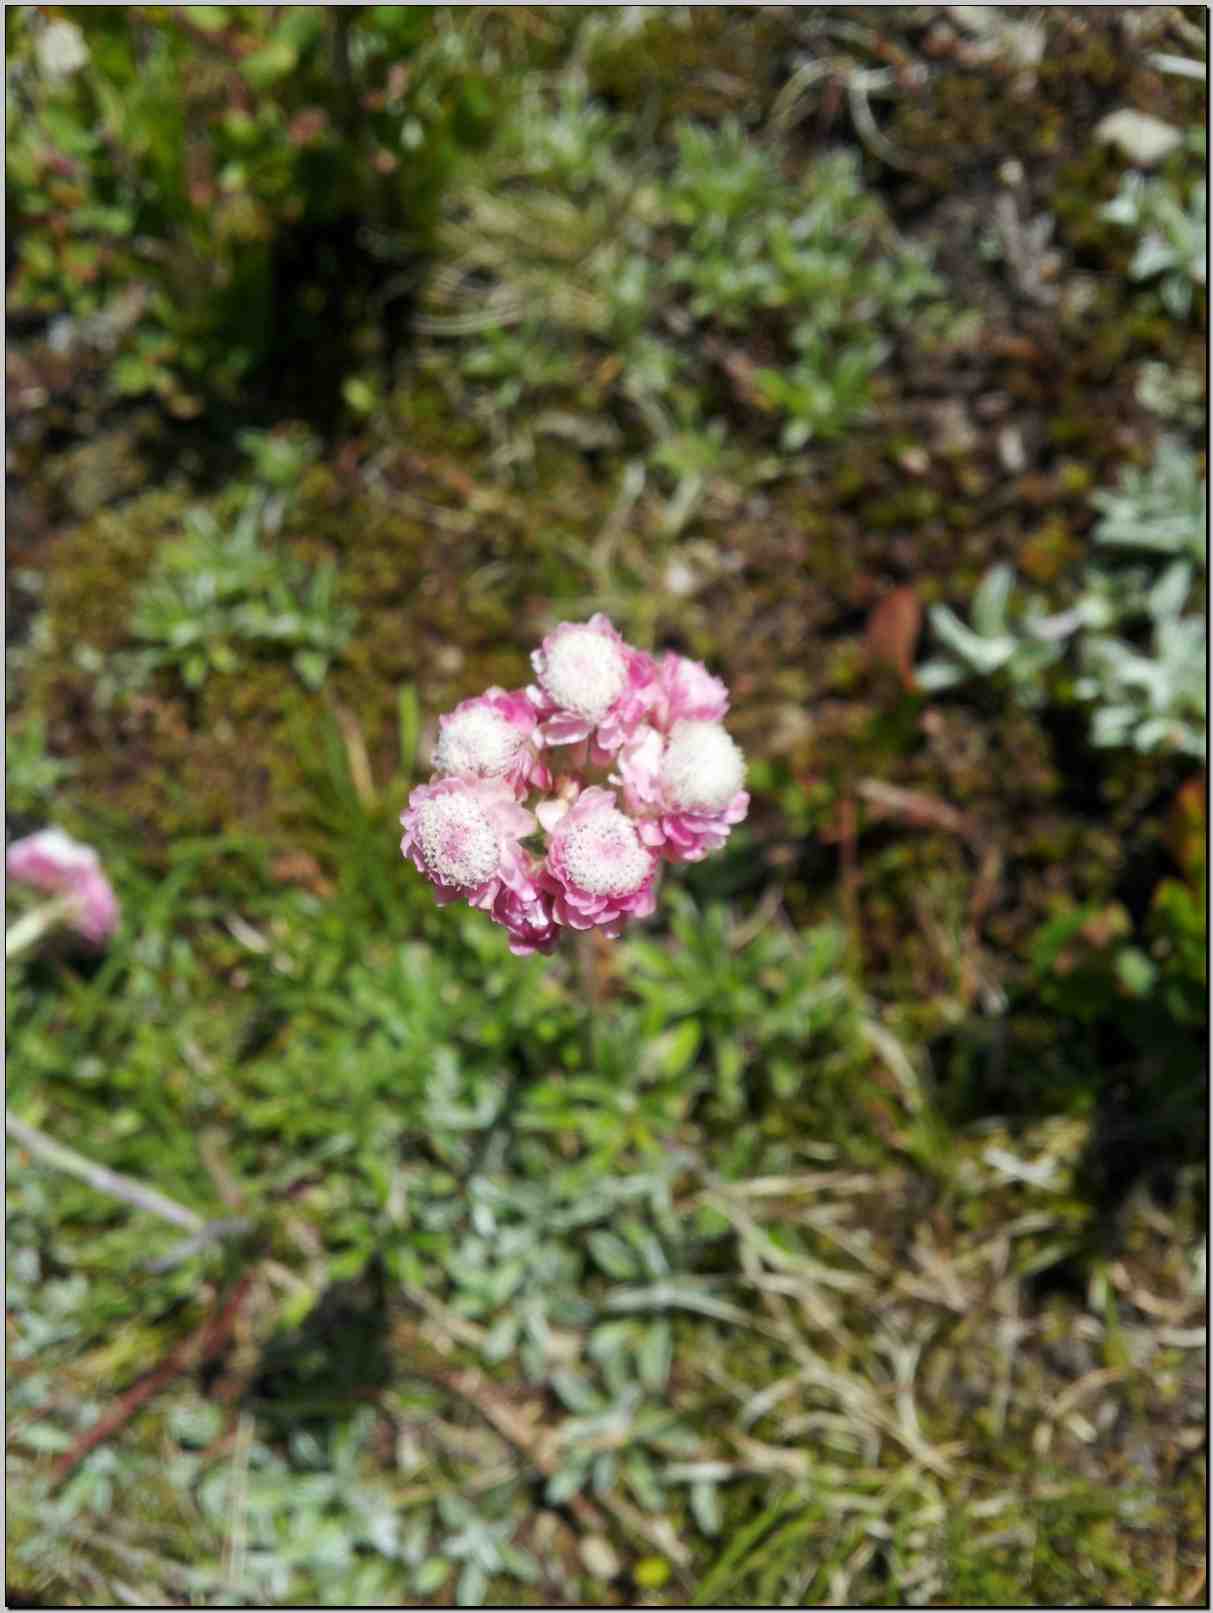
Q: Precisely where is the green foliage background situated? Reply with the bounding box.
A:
[6,6,1206,1607]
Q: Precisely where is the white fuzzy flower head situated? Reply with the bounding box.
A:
[434,706,523,780]
[413,791,500,890]
[540,626,628,723]
[659,721,746,812]
[559,805,652,897]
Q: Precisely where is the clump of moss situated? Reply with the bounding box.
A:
[27,388,619,853]
[584,8,791,129]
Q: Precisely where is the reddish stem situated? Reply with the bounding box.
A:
[47,1271,256,1492]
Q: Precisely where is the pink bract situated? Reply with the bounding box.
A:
[616,720,749,863]
[541,785,658,936]
[431,686,550,798]
[528,614,657,757]
[492,881,560,956]
[6,827,120,945]
[649,652,730,731]
[400,777,536,911]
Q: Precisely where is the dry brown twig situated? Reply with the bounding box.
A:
[47,1271,258,1492]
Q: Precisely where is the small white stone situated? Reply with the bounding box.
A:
[997,424,1026,473]
[664,558,698,597]
[580,1536,621,1581]
[36,20,88,79]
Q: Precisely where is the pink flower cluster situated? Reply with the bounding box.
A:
[401,615,748,955]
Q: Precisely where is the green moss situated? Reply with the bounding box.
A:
[585,9,788,129]
[27,380,625,851]
[1019,519,1082,585]
[860,485,942,530]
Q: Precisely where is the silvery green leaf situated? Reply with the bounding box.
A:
[546,1463,589,1505]
[552,1371,600,1413]
[630,1227,671,1280]
[589,1321,633,1364]
[437,1493,473,1530]
[972,564,1015,637]
[1133,717,1178,753]
[929,605,1015,673]
[361,1507,400,1558]
[638,1320,673,1392]
[624,1451,663,1511]
[14,1421,72,1453]
[1147,561,1193,620]
[519,1334,547,1381]
[1023,604,1084,642]
[1092,706,1135,747]
[499,1545,541,1583]
[592,1450,619,1495]
[650,1018,701,1078]
[1079,591,1120,631]
[456,1561,487,1607]
[1160,274,1192,318]
[1148,51,1207,80]
[915,657,967,691]
[1101,190,1142,227]
[604,1280,748,1324]
[486,1258,527,1306]
[400,1514,431,1568]
[587,1229,640,1280]
[690,1479,723,1535]
[482,1312,519,1363]
[198,1468,231,1520]
[168,1400,224,1447]
[663,1460,735,1483]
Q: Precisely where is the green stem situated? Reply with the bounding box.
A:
[5,894,75,958]
[6,1110,206,1233]
[577,929,601,1069]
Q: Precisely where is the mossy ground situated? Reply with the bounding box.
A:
[7,6,1206,1606]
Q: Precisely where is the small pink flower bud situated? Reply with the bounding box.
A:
[492,882,559,956]
[6,828,120,945]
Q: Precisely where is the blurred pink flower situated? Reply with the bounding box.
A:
[6,828,120,945]
[540,786,658,936]
[432,687,550,798]
[528,614,656,758]
[616,719,749,862]
[400,777,536,911]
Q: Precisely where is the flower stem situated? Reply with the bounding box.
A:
[5,1109,207,1232]
[576,929,610,1068]
[5,894,75,958]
